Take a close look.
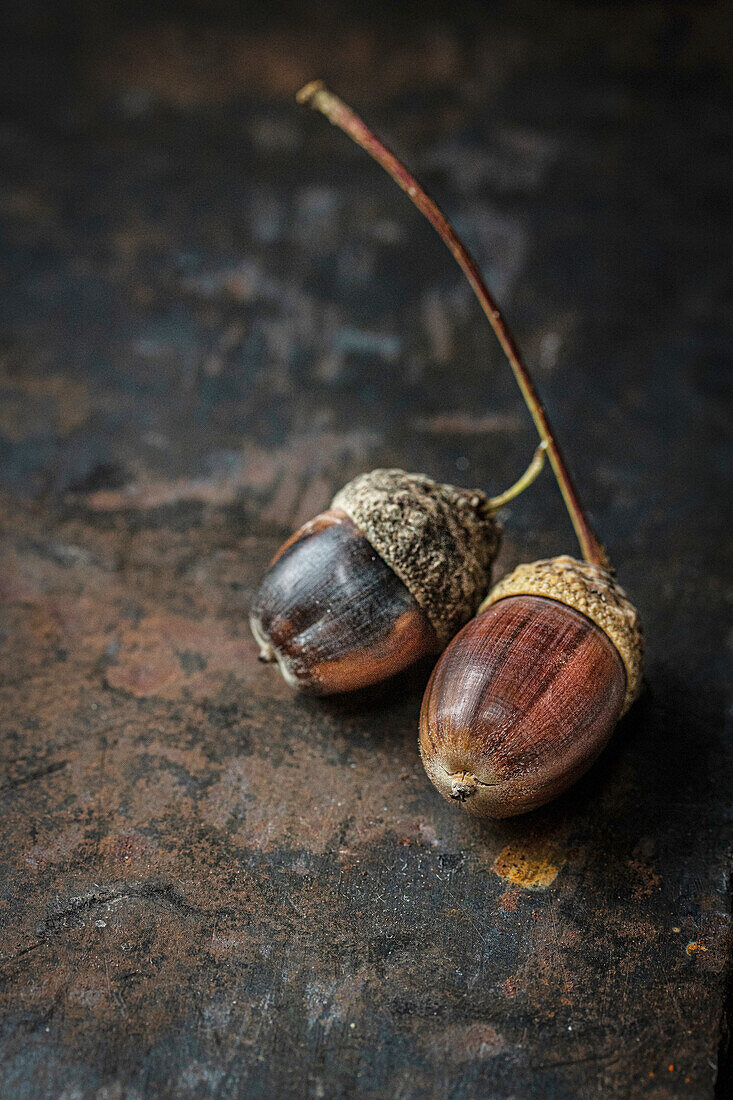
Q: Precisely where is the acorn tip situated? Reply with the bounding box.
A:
[449,772,479,802]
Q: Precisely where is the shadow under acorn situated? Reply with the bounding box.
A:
[312,654,730,869]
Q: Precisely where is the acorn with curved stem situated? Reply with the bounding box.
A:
[297,81,644,815]
[250,450,545,695]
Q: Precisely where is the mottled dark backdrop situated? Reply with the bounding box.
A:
[0,2,731,1097]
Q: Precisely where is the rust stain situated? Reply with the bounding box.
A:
[23,825,88,871]
[628,857,662,900]
[492,841,563,889]
[104,612,259,700]
[98,832,157,870]
[105,652,183,697]
[88,477,241,511]
[85,433,377,520]
[438,1023,505,1061]
[498,887,520,912]
[501,976,521,999]
[199,761,249,829]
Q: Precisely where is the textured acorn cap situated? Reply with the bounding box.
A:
[331,469,500,646]
[480,555,643,713]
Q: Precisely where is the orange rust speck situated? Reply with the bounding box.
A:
[498,888,520,912]
[502,977,521,999]
[493,841,563,889]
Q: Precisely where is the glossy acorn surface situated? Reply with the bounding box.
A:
[250,509,438,694]
[419,594,627,817]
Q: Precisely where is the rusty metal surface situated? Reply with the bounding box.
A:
[0,2,731,1097]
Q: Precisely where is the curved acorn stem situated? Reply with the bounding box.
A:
[485,441,547,514]
[297,80,609,570]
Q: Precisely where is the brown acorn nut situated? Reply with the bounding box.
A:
[294,85,645,811]
[249,469,500,695]
[419,556,644,818]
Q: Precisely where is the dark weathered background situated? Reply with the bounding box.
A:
[1,1,731,1096]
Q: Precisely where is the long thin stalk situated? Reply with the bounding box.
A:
[297,80,608,569]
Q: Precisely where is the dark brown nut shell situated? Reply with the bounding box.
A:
[419,594,627,818]
[250,510,438,695]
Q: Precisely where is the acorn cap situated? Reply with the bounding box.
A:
[480,555,643,712]
[331,469,501,646]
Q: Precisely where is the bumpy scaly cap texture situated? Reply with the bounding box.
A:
[481,555,643,712]
[332,469,500,646]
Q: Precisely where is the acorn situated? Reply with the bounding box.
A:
[250,468,501,694]
[296,82,646,815]
[419,556,644,817]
